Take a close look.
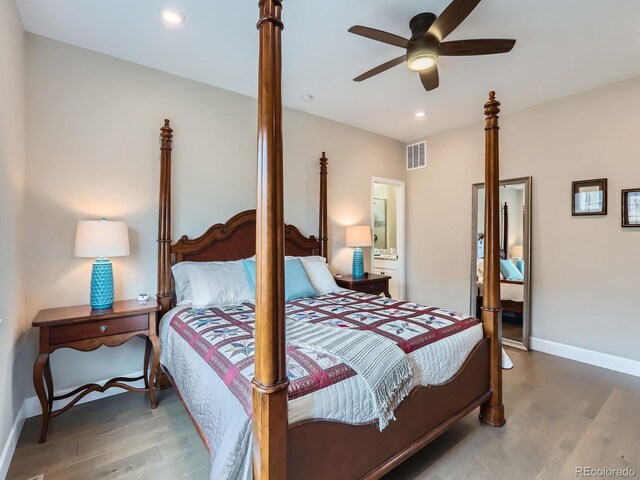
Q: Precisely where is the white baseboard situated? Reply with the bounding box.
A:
[25,370,145,419]
[530,337,640,378]
[0,401,26,480]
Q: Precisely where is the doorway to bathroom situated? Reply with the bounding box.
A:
[371,177,406,299]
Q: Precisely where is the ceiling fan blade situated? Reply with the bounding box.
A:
[426,0,481,42]
[354,55,407,82]
[439,39,516,56]
[419,66,439,92]
[348,25,410,49]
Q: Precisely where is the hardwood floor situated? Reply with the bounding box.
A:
[8,348,640,480]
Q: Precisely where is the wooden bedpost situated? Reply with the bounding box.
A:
[155,119,174,391]
[252,1,288,479]
[502,202,509,259]
[157,119,173,316]
[319,152,328,260]
[479,92,506,427]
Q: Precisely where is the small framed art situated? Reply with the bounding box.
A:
[572,178,607,216]
[622,188,640,227]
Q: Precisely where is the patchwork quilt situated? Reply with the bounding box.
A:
[168,290,479,417]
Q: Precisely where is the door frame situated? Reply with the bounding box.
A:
[371,177,406,300]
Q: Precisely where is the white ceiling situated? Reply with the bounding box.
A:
[17,0,640,142]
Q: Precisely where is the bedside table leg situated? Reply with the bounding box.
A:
[143,337,152,390]
[148,334,160,409]
[44,357,54,414]
[33,353,50,443]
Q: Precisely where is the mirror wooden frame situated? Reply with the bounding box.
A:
[470,177,532,351]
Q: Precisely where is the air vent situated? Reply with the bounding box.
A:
[406,141,426,170]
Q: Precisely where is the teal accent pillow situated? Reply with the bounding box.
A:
[242,258,317,301]
[515,258,525,275]
[500,259,523,281]
[242,259,257,290]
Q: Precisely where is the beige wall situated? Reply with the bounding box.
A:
[24,35,405,394]
[0,0,26,455]
[407,76,640,362]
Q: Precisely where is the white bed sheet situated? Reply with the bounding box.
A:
[478,276,524,302]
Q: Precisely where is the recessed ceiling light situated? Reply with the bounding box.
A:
[301,94,314,103]
[414,111,427,118]
[161,8,185,26]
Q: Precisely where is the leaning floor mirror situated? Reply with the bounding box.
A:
[471,177,532,350]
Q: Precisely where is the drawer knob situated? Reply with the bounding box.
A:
[99,324,108,333]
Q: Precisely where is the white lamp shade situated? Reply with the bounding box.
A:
[345,225,372,248]
[510,245,523,258]
[74,220,130,258]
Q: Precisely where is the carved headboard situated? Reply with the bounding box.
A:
[156,119,328,315]
[171,210,322,263]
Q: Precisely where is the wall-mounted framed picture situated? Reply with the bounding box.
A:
[572,178,607,216]
[622,188,640,228]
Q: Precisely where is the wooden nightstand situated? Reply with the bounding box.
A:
[334,273,392,298]
[32,299,161,443]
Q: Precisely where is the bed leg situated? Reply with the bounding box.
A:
[480,403,505,427]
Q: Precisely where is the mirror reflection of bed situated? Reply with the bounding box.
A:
[471,177,532,350]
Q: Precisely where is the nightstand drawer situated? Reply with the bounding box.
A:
[49,314,149,345]
[334,274,391,298]
[362,282,384,293]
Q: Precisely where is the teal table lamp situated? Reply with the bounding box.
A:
[74,219,130,310]
[346,225,372,278]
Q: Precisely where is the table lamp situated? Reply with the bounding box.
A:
[346,225,372,278]
[75,219,130,310]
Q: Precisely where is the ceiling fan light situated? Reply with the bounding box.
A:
[407,52,438,72]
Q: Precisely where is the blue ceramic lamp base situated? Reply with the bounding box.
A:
[90,258,114,310]
[352,247,365,278]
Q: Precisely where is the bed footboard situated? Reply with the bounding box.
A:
[287,338,490,480]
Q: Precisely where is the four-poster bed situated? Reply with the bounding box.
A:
[154,2,505,478]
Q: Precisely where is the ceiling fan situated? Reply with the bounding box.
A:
[349,0,516,92]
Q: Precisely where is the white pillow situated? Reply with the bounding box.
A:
[476,259,506,280]
[172,262,194,306]
[294,255,326,263]
[476,259,484,277]
[300,259,340,295]
[172,261,254,308]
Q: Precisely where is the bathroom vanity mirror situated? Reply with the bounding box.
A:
[471,177,532,350]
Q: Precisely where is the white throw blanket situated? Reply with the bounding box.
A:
[286,319,413,430]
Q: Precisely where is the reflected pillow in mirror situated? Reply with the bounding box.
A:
[499,259,523,281]
[476,259,484,277]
